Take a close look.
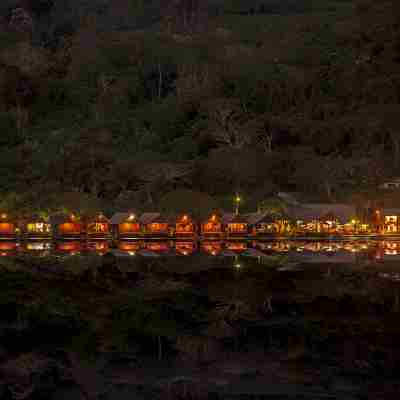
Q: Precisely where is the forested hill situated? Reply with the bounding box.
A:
[0,0,399,214]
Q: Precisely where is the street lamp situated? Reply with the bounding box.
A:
[234,194,241,215]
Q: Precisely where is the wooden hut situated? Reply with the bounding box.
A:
[0,213,17,239]
[50,214,83,239]
[378,208,400,234]
[111,212,141,239]
[287,204,356,236]
[200,212,223,238]
[21,215,52,240]
[85,213,111,239]
[140,213,172,238]
[223,213,248,238]
[246,212,280,237]
[174,214,196,238]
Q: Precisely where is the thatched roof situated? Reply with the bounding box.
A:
[382,208,400,216]
[49,214,80,225]
[287,204,356,224]
[246,212,275,225]
[139,212,173,224]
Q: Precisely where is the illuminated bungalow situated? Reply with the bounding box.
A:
[288,204,357,235]
[111,212,141,239]
[247,212,280,236]
[174,214,196,238]
[21,215,52,239]
[0,213,17,239]
[223,213,248,237]
[85,213,111,239]
[50,214,83,239]
[140,213,171,238]
[201,212,223,237]
[374,208,400,234]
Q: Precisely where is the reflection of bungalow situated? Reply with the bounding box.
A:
[50,214,83,239]
[0,213,17,239]
[288,204,357,235]
[143,241,171,254]
[21,215,52,239]
[55,241,82,254]
[225,241,247,252]
[201,241,223,256]
[140,213,171,238]
[0,241,18,256]
[86,241,110,255]
[223,213,248,237]
[201,213,223,238]
[174,214,196,238]
[118,241,143,254]
[175,241,196,256]
[85,213,111,239]
[111,212,141,239]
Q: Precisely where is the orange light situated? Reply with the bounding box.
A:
[1,213,7,219]
[128,214,136,221]
[211,214,216,221]
[182,215,188,221]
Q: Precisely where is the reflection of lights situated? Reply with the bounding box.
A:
[234,263,241,269]
[211,251,216,256]
[128,251,136,256]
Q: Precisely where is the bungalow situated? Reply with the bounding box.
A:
[140,213,172,238]
[85,213,111,239]
[0,213,17,239]
[50,214,83,239]
[174,214,196,238]
[111,212,141,239]
[375,208,400,234]
[288,204,357,235]
[223,213,248,237]
[201,212,223,238]
[246,212,281,236]
[21,215,52,239]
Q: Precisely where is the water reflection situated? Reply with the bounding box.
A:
[2,240,400,262]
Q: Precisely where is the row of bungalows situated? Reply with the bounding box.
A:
[4,205,400,240]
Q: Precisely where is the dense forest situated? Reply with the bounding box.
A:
[0,0,399,215]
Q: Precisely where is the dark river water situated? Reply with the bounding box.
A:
[1,239,400,399]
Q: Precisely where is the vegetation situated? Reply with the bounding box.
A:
[0,0,399,214]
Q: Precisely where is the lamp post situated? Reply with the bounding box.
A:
[234,194,241,215]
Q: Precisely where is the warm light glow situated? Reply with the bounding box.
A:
[235,263,241,269]
[1,213,7,219]
[235,195,241,203]
[211,214,216,221]
[182,215,188,221]
[128,214,136,221]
